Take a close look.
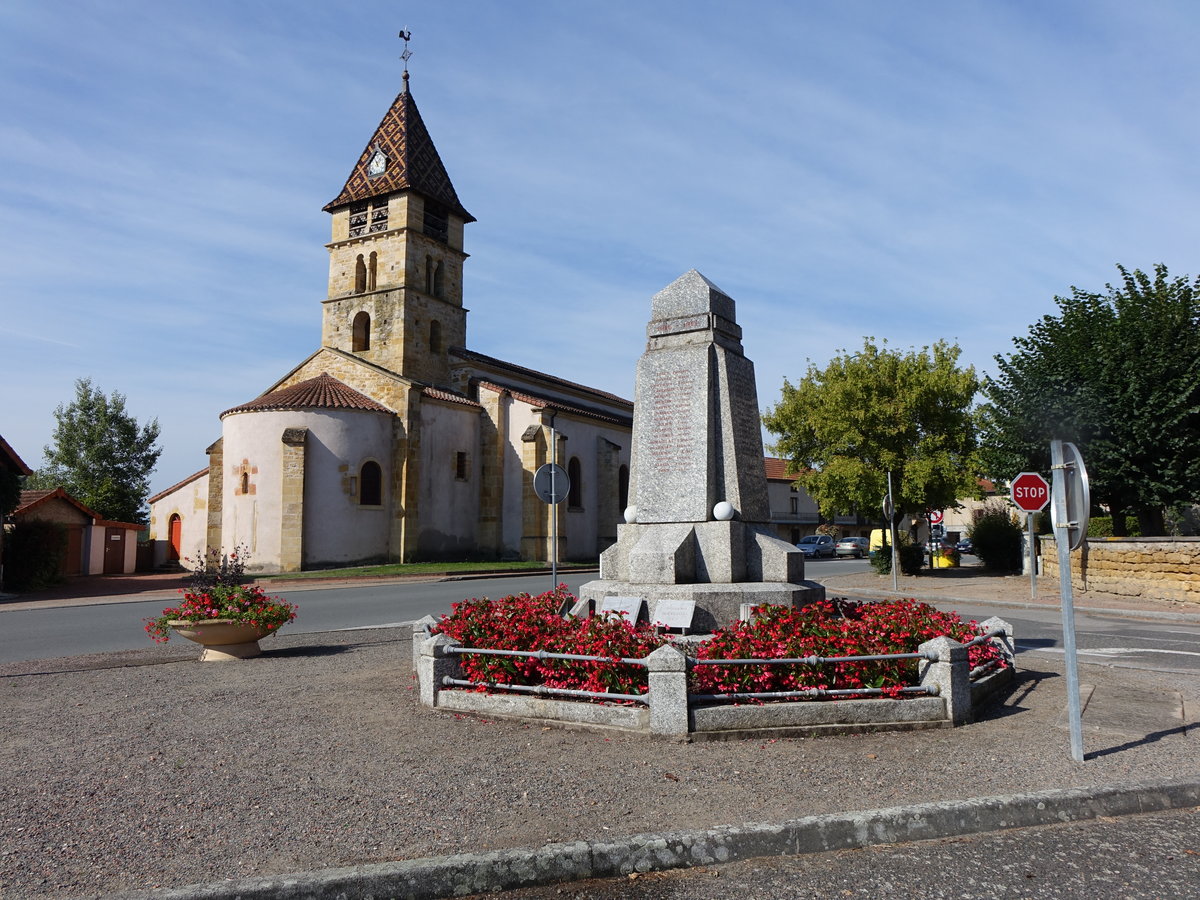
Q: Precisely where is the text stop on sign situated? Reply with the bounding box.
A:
[1011,471,1050,512]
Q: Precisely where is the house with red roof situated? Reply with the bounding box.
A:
[11,488,142,576]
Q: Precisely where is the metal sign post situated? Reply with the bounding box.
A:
[885,471,898,591]
[1050,440,1090,763]
[533,428,570,592]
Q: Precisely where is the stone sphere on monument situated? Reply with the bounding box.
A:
[713,501,735,521]
[623,505,638,524]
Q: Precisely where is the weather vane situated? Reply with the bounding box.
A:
[399,29,412,73]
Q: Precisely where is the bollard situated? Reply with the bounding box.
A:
[645,644,690,738]
[919,636,971,726]
[418,634,462,708]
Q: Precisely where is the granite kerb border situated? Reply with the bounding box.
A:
[115,776,1200,900]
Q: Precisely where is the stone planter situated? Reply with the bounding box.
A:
[167,619,276,661]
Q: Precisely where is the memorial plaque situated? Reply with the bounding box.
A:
[652,598,696,631]
[599,596,645,623]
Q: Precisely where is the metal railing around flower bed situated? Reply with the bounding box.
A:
[442,645,651,704]
[437,630,1013,705]
[417,615,1016,737]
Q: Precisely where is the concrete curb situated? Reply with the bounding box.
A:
[117,776,1200,900]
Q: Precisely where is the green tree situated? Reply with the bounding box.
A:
[981,264,1200,536]
[763,338,983,529]
[34,378,162,524]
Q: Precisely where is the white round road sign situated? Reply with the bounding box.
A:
[929,509,944,525]
[533,463,570,505]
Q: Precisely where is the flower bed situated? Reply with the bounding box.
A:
[693,599,1008,700]
[430,591,1008,702]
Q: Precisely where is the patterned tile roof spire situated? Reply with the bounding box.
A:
[323,76,474,222]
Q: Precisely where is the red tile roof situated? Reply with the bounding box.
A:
[763,456,799,481]
[476,380,634,428]
[148,467,209,504]
[0,434,32,475]
[323,79,474,221]
[16,487,101,521]
[221,373,394,418]
[453,347,633,408]
[420,386,482,408]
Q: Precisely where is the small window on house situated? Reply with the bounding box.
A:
[430,320,442,353]
[368,251,378,290]
[352,311,371,351]
[433,261,445,298]
[790,496,799,515]
[618,465,629,512]
[354,254,367,293]
[359,461,382,506]
[568,457,582,510]
[240,472,249,495]
[455,451,467,481]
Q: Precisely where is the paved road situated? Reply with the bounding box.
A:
[486,807,1200,899]
[4,559,1200,673]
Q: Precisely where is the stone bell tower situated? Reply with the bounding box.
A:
[320,69,475,389]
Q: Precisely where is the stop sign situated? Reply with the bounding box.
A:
[1011,471,1050,512]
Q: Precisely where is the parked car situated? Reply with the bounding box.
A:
[795,534,836,559]
[835,536,869,558]
[956,538,974,554]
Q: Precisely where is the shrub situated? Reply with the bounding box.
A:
[3,519,67,591]
[869,534,925,575]
[1086,516,1141,538]
[970,510,1024,571]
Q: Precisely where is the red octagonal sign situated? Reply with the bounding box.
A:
[1011,471,1050,512]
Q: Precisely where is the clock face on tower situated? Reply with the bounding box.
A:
[367,148,387,178]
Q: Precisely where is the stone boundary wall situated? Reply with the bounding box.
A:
[413,617,1015,739]
[1039,535,1200,604]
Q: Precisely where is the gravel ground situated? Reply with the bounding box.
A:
[2,623,1198,899]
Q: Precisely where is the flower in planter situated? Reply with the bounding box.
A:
[144,546,297,643]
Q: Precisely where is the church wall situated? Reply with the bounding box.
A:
[414,400,481,559]
[148,473,210,567]
[221,407,394,572]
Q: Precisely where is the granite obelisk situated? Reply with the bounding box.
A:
[578,270,823,631]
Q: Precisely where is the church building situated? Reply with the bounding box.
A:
[148,70,635,572]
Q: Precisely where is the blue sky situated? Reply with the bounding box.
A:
[3,1,1199,495]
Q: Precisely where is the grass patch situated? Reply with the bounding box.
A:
[256,560,596,580]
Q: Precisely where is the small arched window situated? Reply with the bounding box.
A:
[568,457,582,510]
[354,255,366,294]
[618,465,629,512]
[240,472,249,495]
[433,261,445,298]
[368,251,378,290]
[429,320,442,353]
[424,255,433,294]
[352,311,371,352]
[360,461,382,506]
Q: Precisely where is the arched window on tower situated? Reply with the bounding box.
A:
[429,320,442,353]
[359,460,382,506]
[240,472,249,495]
[425,255,433,294]
[354,254,366,293]
[368,251,378,290]
[352,311,371,352]
[434,261,445,298]
[568,457,582,510]
[618,465,629,512]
